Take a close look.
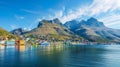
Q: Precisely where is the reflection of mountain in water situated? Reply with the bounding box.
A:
[1,45,120,67]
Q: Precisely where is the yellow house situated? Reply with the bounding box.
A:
[20,40,25,45]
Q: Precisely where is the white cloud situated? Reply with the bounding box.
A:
[23,27,31,31]
[37,0,120,29]
[15,15,24,20]
[59,8,85,23]
[45,10,64,20]
[21,9,41,14]
[99,14,120,26]
[10,24,18,30]
[36,17,46,22]
[55,10,63,18]
[87,0,120,16]
[37,7,65,21]
[10,24,32,30]
[57,0,120,23]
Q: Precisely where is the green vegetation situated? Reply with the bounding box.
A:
[24,20,79,41]
[0,27,18,39]
[0,27,10,36]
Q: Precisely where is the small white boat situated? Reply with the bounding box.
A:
[0,40,5,45]
[40,41,50,46]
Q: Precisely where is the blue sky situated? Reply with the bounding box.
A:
[0,0,120,31]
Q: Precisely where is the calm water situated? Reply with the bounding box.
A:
[0,45,120,67]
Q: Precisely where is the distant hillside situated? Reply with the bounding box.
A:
[0,27,17,39]
[11,28,28,35]
[24,18,80,40]
[0,27,11,36]
[64,17,120,42]
[11,17,120,42]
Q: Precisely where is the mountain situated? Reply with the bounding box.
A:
[0,27,11,37]
[64,17,120,42]
[64,20,80,31]
[0,27,17,39]
[80,17,105,27]
[24,18,80,40]
[11,28,28,35]
[37,18,63,28]
[11,17,120,42]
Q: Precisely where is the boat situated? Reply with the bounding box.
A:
[0,40,5,45]
[40,41,50,46]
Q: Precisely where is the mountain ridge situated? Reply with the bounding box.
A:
[64,17,120,42]
[10,17,120,42]
[23,19,80,40]
[10,28,28,35]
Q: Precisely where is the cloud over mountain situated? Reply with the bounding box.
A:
[47,0,120,28]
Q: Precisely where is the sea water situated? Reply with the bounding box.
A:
[0,45,120,67]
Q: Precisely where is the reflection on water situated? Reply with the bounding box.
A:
[15,45,25,52]
[0,45,120,67]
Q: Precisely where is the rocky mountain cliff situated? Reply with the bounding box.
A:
[10,17,120,42]
[24,18,79,40]
[11,28,28,35]
[64,17,120,42]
